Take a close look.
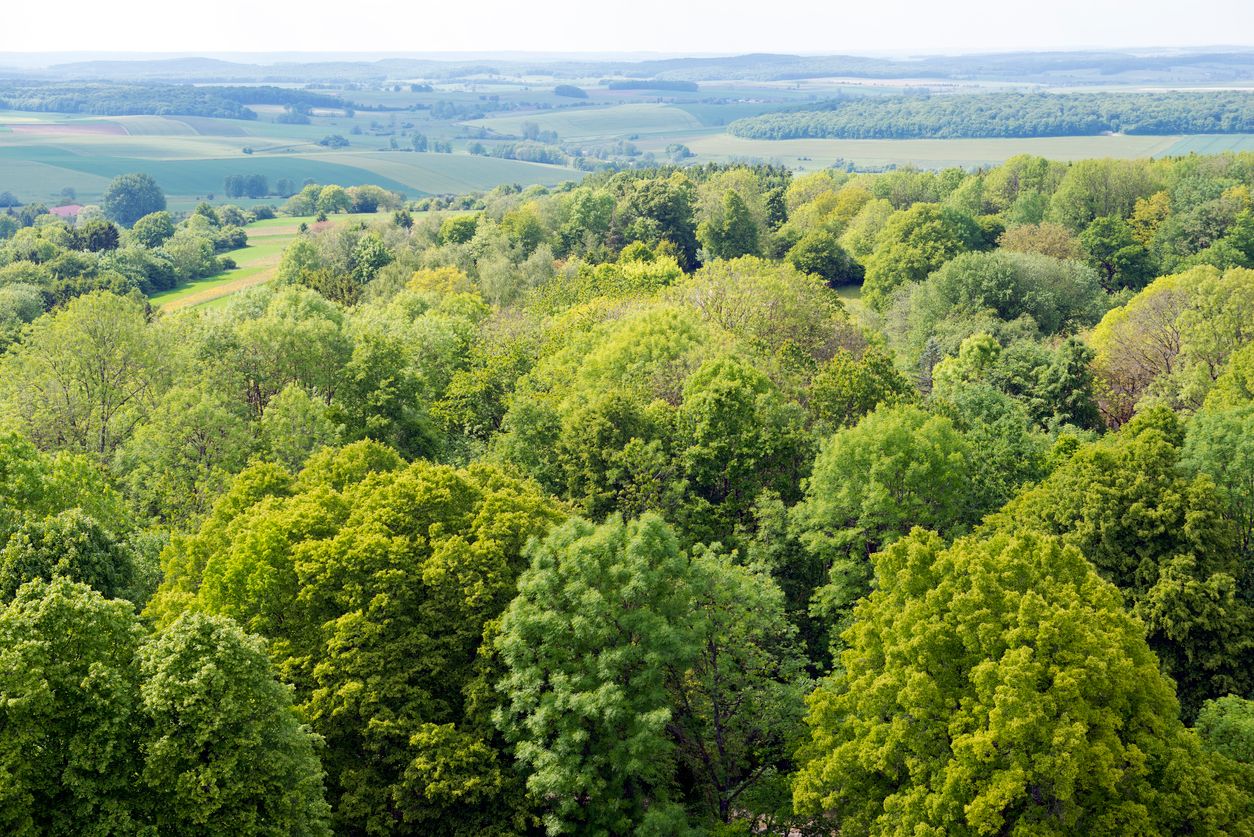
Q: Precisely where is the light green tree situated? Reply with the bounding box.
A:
[1196,695,1254,767]
[671,255,851,359]
[1046,158,1158,230]
[0,578,144,836]
[861,203,986,311]
[257,383,341,471]
[129,210,175,248]
[0,291,176,460]
[794,529,1250,835]
[156,442,561,834]
[1184,403,1254,564]
[113,385,251,525]
[315,185,351,215]
[791,404,978,643]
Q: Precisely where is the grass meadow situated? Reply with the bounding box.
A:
[665,133,1202,169]
[149,213,388,310]
[465,103,705,140]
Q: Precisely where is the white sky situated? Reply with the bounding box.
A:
[1,0,1252,56]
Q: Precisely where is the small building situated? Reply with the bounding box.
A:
[48,204,84,220]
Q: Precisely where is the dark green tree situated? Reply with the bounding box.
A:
[1080,215,1156,291]
[0,509,137,603]
[102,173,167,227]
[622,174,700,271]
[786,228,861,286]
[667,548,809,827]
[986,408,1254,717]
[77,219,120,252]
[699,189,759,260]
[806,346,913,432]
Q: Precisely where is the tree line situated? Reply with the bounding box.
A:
[728,90,1254,139]
[0,82,351,120]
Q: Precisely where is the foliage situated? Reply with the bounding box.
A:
[103,173,167,227]
[1196,695,1254,766]
[156,443,562,833]
[667,547,810,826]
[791,404,980,649]
[862,203,988,310]
[729,90,1254,139]
[793,529,1251,835]
[2,153,1254,834]
[0,578,144,836]
[0,509,137,603]
[495,514,698,835]
[138,612,332,835]
[0,291,175,460]
[786,229,862,286]
[985,410,1254,718]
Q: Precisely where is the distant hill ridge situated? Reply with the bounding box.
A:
[4,48,1253,85]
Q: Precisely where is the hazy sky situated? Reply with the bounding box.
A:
[3,0,1252,56]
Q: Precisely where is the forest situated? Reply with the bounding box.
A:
[2,150,1254,835]
[0,82,348,119]
[728,91,1254,140]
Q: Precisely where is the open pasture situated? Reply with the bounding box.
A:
[1159,134,1254,156]
[674,132,1189,169]
[464,103,704,140]
[9,121,126,135]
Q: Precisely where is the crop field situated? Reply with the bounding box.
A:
[310,151,581,193]
[0,111,584,205]
[464,103,705,140]
[1158,134,1254,156]
[673,101,798,127]
[670,132,1190,169]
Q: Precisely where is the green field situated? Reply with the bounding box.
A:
[0,110,584,206]
[150,213,386,310]
[666,133,1194,169]
[1158,134,1254,156]
[464,103,705,140]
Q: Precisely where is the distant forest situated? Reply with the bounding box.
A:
[728,91,1254,139]
[0,83,348,119]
